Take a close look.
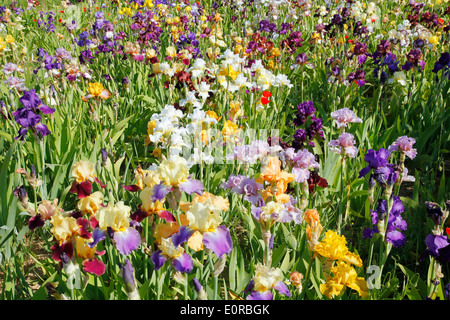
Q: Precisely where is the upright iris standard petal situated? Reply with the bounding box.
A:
[203,225,233,259]
[151,182,173,201]
[113,228,141,255]
[172,225,195,247]
[89,228,107,248]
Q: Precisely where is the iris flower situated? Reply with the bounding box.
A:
[89,201,141,255]
[12,89,54,140]
[328,132,358,158]
[180,198,233,259]
[320,261,368,299]
[422,234,450,265]
[151,229,194,273]
[49,212,105,276]
[281,149,320,183]
[69,160,106,198]
[358,148,390,178]
[155,156,204,196]
[82,82,111,101]
[245,263,291,300]
[387,136,417,160]
[314,230,363,266]
[330,108,362,129]
[362,196,407,247]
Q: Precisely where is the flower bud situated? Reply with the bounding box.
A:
[119,259,140,300]
[193,277,208,300]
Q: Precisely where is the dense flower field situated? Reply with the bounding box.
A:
[0,0,449,301]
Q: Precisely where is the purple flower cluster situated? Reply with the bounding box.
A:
[220,174,264,206]
[280,31,304,55]
[347,69,367,87]
[402,48,425,72]
[258,20,292,34]
[363,196,407,247]
[12,89,55,140]
[291,100,324,150]
[176,31,201,59]
[131,11,163,47]
[37,11,56,33]
[432,52,450,80]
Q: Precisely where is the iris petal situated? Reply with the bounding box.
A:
[203,225,233,258]
[89,228,107,248]
[172,253,193,273]
[82,259,106,276]
[246,291,273,300]
[273,281,291,297]
[178,178,204,195]
[114,228,141,255]
[151,250,167,270]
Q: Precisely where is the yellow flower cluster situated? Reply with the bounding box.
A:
[314,230,368,299]
[0,35,15,53]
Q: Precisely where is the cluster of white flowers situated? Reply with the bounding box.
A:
[349,1,380,33]
[147,103,219,165]
[148,104,189,157]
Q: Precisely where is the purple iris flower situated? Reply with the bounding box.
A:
[220,174,245,190]
[76,31,92,47]
[432,52,450,79]
[12,89,54,140]
[372,164,399,186]
[425,202,444,226]
[223,176,263,205]
[423,234,450,264]
[79,50,94,64]
[293,100,315,126]
[363,196,407,247]
[178,177,204,196]
[359,148,391,178]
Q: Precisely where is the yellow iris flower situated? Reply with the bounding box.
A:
[95,201,131,232]
[50,212,79,243]
[320,261,369,299]
[314,230,363,267]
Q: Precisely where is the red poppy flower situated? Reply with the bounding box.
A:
[262,90,272,98]
[261,97,270,105]
[447,227,450,237]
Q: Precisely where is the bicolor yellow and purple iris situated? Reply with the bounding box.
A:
[245,263,291,300]
[151,228,194,273]
[155,156,205,196]
[89,201,141,255]
[182,199,233,259]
